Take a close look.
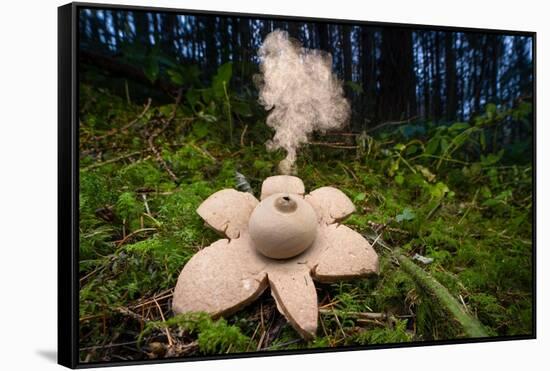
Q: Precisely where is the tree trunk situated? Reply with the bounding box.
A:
[343,25,353,83]
[303,23,313,48]
[273,20,287,32]
[115,11,125,47]
[133,11,149,48]
[220,17,231,63]
[433,32,442,121]
[361,28,377,127]
[444,32,458,121]
[287,21,301,40]
[490,35,500,103]
[230,18,240,64]
[239,18,251,80]
[152,13,159,45]
[161,14,176,57]
[377,29,417,122]
[456,34,465,120]
[422,33,431,121]
[470,34,488,115]
[316,23,329,51]
[204,17,218,73]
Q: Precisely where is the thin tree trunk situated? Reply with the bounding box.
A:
[115,11,125,48]
[396,254,489,339]
[133,11,149,48]
[220,18,231,62]
[230,18,240,64]
[204,17,218,74]
[161,14,176,57]
[422,33,431,121]
[433,32,442,121]
[152,13,159,45]
[287,21,301,40]
[445,32,457,121]
[316,23,329,51]
[457,34,465,120]
[378,29,417,121]
[489,35,499,102]
[343,25,353,83]
[361,28,377,127]
[239,18,251,81]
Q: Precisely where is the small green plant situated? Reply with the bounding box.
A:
[140,312,250,354]
[78,81,532,362]
[353,319,412,345]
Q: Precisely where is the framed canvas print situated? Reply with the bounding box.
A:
[58,2,536,368]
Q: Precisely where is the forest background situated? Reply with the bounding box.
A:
[77,6,533,364]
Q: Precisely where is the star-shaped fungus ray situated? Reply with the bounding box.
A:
[172,236,268,317]
[172,175,379,340]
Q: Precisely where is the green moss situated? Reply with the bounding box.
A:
[141,312,250,354]
[352,319,412,345]
[117,160,171,190]
[78,83,533,361]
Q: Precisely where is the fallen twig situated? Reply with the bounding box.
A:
[153,298,174,348]
[240,124,248,147]
[319,309,388,320]
[309,141,358,149]
[82,151,143,171]
[168,89,183,122]
[396,253,488,338]
[260,339,302,350]
[115,227,157,248]
[93,98,152,140]
[147,134,178,182]
[80,340,139,352]
[189,143,217,162]
[130,290,174,310]
[116,307,149,323]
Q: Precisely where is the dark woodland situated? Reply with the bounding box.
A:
[78,8,534,364]
[79,9,532,130]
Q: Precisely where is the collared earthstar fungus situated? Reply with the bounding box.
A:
[172,175,379,339]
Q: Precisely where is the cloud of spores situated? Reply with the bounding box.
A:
[254,30,350,174]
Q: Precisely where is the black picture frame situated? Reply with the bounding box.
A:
[58,2,536,368]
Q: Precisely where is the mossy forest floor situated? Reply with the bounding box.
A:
[78,83,533,363]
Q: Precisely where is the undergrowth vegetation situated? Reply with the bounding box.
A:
[78,64,533,363]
